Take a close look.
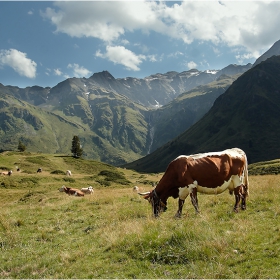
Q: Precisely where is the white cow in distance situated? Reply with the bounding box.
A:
[80,186,94,195]
[133,186,139,192]
[66,170,72,176]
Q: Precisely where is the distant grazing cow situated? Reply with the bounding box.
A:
[60,186,84,197]
[8,170,12,176]
[37,168,42,173]
[80,186,94,195]
[133,186,139,192]
[139,148,249,217]
[1,171,8,175]
[66,170,72,176]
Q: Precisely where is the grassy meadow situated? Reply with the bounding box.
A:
[0,151,280,278]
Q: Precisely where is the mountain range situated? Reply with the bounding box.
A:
[0,63,249,165]
[125,54,280,172]
[1,39,280,169]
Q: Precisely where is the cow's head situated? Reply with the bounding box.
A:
[139,190,167,217]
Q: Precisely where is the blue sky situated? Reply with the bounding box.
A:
[1,1,280,88]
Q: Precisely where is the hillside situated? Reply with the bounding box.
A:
[124,55,280,172]
[0,90,150,165]
[148,74,238,152]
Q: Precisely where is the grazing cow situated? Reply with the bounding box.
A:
[133,186,139,192]
[66,170,72,176]
[1,171,8,175]
[139,148,249,217]
[60,186,84,197]
[37,168,42,173]
[80,186,94,195]
[8,170,12,176]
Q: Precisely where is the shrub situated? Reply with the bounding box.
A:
[98,170,131,185]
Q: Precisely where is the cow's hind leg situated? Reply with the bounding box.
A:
[190,187,199,214]
[175,199,185,218]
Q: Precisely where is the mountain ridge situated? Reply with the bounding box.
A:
[123,55,280,172]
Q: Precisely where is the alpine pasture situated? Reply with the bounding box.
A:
[0,151,279,278]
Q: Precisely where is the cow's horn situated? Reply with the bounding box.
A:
[138,191,150,196]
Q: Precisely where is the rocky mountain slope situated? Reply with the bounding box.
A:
[148,74,239,152]
[124,55,280,172]
[4,64,251,109]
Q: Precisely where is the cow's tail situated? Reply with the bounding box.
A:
[243,152,249,197]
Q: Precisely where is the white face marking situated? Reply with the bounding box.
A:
[178,175,243,197]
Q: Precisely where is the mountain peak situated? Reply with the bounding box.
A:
[90,70,115,80]
[253,39,280,67]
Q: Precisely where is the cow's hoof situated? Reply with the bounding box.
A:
[174,213,182,219]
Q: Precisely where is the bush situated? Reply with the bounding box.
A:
[98,170,131,185]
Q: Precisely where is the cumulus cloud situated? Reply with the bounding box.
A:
[187,61,197,69]
[96,46,145,71]
[41,1,280,54]
[67,63,91,77]
[0,49,37,78]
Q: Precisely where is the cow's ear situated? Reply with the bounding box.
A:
[138,191,151,200]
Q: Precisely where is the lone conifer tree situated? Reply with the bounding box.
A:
[18,140,26,152]
[71,135,83,158]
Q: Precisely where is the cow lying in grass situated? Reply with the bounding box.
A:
[59,186,84,197]
[80,186,94,195]
[1,170,12,176]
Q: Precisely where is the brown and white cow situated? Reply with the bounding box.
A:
[139,148,249,217]
[61,186,84,197]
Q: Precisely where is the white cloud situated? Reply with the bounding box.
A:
[187,61,197,69]
[41,1,280,55]
[168,51,184,58]
[147,55,157,63]
[235,51,260,64]
[54,68,63,76]
[0,49,37,78]
[67,63,91,77]
[96,46,145,71]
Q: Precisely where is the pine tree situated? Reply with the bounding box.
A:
[18,140,26,152]
[71,135,83,158]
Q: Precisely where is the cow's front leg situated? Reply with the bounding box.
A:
[233,185,243,212]
[175,199,185,218]
[190,187,199,213]
[241,184,247,210]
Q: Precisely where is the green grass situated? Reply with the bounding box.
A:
[0,152,280,278]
